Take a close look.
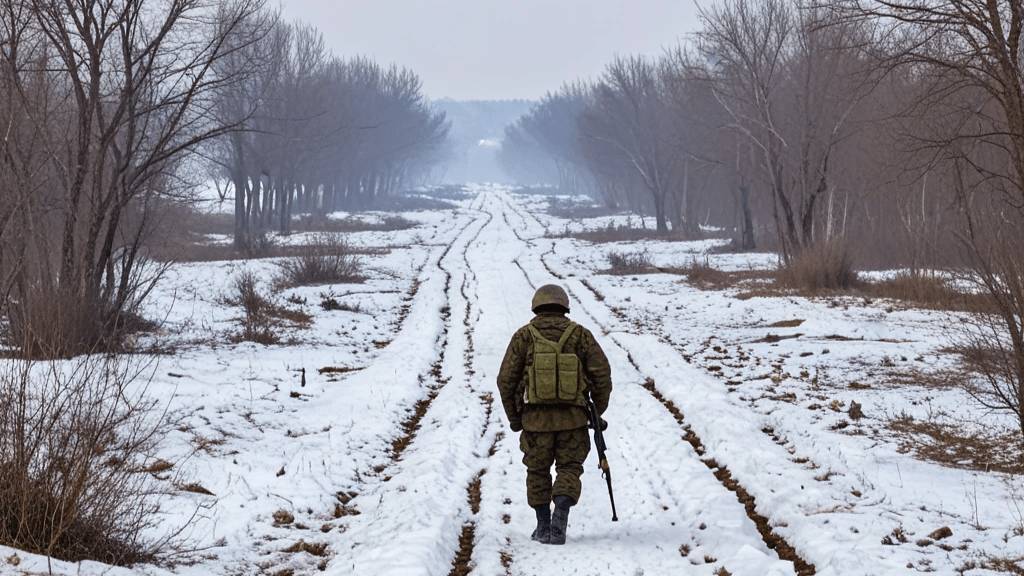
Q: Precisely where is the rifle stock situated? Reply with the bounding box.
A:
[586,395,618,522]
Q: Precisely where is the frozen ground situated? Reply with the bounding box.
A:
[2,185,1022,576]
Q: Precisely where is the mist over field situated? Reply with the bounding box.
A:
[2,1,1024,575]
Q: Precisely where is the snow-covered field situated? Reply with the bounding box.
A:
[2,185,1022,576]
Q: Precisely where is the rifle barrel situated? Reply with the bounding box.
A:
[587,395,618,521]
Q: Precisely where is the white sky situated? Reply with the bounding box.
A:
[278,0,703,101]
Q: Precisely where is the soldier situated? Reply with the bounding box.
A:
[496,284,613,545]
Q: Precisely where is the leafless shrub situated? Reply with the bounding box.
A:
[231,271,279,345]
[681,257,732,289]
[0,354,180,564]
[605,250,654,275]
[274,234,363,289]
[319,292,361,313]
[946,223,1024,440]
[4,257,167,359]
[776,238,856,292]
[227,271,311,344]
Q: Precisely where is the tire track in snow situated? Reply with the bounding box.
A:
[254,205,486,576]
[448,197,499,576]
[470,190,794,576]
[237,209,479,576]
[320,190,502,576]
[500,191,816,575]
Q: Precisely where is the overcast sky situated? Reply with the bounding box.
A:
[278,0,702,101]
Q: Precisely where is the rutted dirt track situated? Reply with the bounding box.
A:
[497,194,816,575]
[441,189,801,576]
[261,187,809,576]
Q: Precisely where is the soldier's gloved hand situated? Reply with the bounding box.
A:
[510,420,523,432]
[589,417,608,431]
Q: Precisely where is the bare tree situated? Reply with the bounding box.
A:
[211,29,449,249]
[1,0,269,357]
[698,0,878,261]
[829,0,1024,437]
[579,56,680,233]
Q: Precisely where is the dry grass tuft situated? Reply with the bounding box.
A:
[862,272,996,313]
[227,271,312,344]
[605,250,655,275]
[274,233,363,289]
[776,238,857,292]
[282,539,328,557]
[291,214,418,233]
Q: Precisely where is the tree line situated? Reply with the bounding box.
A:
[0,0,447,357]
[501,0,1024,437]
[212,18,448,249]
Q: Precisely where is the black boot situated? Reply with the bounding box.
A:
[531,505,551,543]
[548,495,574,545]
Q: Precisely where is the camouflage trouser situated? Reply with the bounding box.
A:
[519,427,591,508]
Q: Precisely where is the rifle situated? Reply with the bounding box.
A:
[585,394,618,521]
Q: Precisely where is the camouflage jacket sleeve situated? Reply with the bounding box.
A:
[579,327,613,415]
[496,327,528,431]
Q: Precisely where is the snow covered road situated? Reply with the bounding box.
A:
[301,187,796,575]
[7,185,1022,576]
[463,189,797,576]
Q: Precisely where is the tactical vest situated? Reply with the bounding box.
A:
[524,322,587,406]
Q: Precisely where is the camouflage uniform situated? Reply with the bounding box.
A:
[497,308,613,508]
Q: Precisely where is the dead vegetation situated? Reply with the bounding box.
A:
[888,414,1024,475]
[227,271,312,345]
[604,250,655,275]
[319,292,362,312]
[958,555,1024,575]
[273,234,364,289]
[332,491,360,518]
[550,222,690,243]
[291,214,418,233]
[675,255,994,315]
[678,257,773,290]
[0,354,180,565]
[776,239,856,292]
[281,539,328,557]
[272,510,295,526]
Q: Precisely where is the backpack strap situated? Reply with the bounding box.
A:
[556,322,579,351]
[527,322,578,353]
[526,324,549,346]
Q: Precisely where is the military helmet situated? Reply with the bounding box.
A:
[532,284,570,313]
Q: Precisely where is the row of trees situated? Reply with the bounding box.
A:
[212,18,448,249]
[502,0,1024,436]
[501,1,958,264]
[0,1,447,357]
